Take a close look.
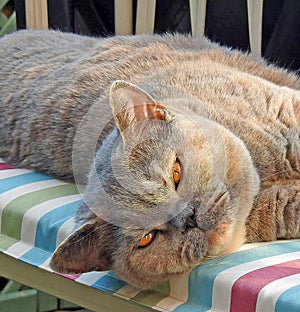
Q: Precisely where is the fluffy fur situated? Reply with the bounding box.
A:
[0,30,299,288]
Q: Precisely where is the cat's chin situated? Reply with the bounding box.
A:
[116,259,207,290]
[113,264,195,290]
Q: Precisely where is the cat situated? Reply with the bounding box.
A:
[0,30,299,289]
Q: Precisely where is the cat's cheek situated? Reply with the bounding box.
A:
[206,222,246,256]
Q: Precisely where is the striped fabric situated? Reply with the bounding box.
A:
[0,158,300,311]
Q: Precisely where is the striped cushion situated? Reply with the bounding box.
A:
[0,158,300,311]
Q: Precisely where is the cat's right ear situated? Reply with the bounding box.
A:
[109,80,172,137]
[50,220,115,274]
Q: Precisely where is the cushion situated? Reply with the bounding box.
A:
[1,158,300,312]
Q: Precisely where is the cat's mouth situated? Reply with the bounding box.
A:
[182,190,238,256]
[179,190,229,231]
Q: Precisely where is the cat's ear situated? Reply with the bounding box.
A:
[50,221,115,273]
[109,80,172,135]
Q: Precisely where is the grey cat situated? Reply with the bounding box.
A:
[0,30,299,288]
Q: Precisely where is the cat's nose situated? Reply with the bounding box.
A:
[170,208,197,231]
[185,215,197,229]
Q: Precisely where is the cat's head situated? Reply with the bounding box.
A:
[50,80,259,288]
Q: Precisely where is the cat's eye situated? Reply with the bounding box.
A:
[137,231,156,248]
[173,159,181,189]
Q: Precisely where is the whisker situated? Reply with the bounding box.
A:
[70,226,99,245]
[260,169,290,182]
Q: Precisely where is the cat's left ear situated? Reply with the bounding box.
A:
[109,80,173,136]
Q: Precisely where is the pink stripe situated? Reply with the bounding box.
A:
[55,272,82,281]
[230,259,300,312]
[0,163,14,170]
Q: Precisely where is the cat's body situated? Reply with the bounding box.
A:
[0,30,300,288]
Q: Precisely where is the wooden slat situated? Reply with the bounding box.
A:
[189,0,207,37]
[114,0,133,35]
[135,0,156,34]
[247,0,264,55]
[0,253,152,312]
[25,0,48,30]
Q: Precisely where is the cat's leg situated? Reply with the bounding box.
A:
[245,180,300,242]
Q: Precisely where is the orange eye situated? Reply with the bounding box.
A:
[173,160,181,187]
[137,231,156,248]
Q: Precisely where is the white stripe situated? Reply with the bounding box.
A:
[210,251,300,312]
[39,257,53,271]
[75,271,108,286]
[256,273,300,312]
[0,168,32,180]
[169,270,190,302]
[20,195,81,245]
[56,216,77,247]
[238,239,296,252]
[154,297,183,311]
[4,241,33,258]
[114,284,141,300]
[0,179,67,232]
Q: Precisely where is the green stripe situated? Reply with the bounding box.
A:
[132,282,170,307]
[0,234,18,251]
[1,184,79,240]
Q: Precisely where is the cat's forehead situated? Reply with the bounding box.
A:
[167,113,215,148]
[122,111,213,161]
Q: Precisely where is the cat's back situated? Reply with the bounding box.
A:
[1,30,299,180]
[0,29,213,75]
[0,30,100,176]
[0,30,97,70]
[0,30,213,178]
[0,30,100,125]
[0,30,217,130]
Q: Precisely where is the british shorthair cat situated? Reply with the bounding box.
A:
[0,30,299,288]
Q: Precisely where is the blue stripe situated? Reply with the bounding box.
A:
[275,284,300,312]
[92,274,127,293]
[19,247,51,266]
[174,303,209,312]
[35,200,80,252]
[187,241,300,310]
[0,172,53,193]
